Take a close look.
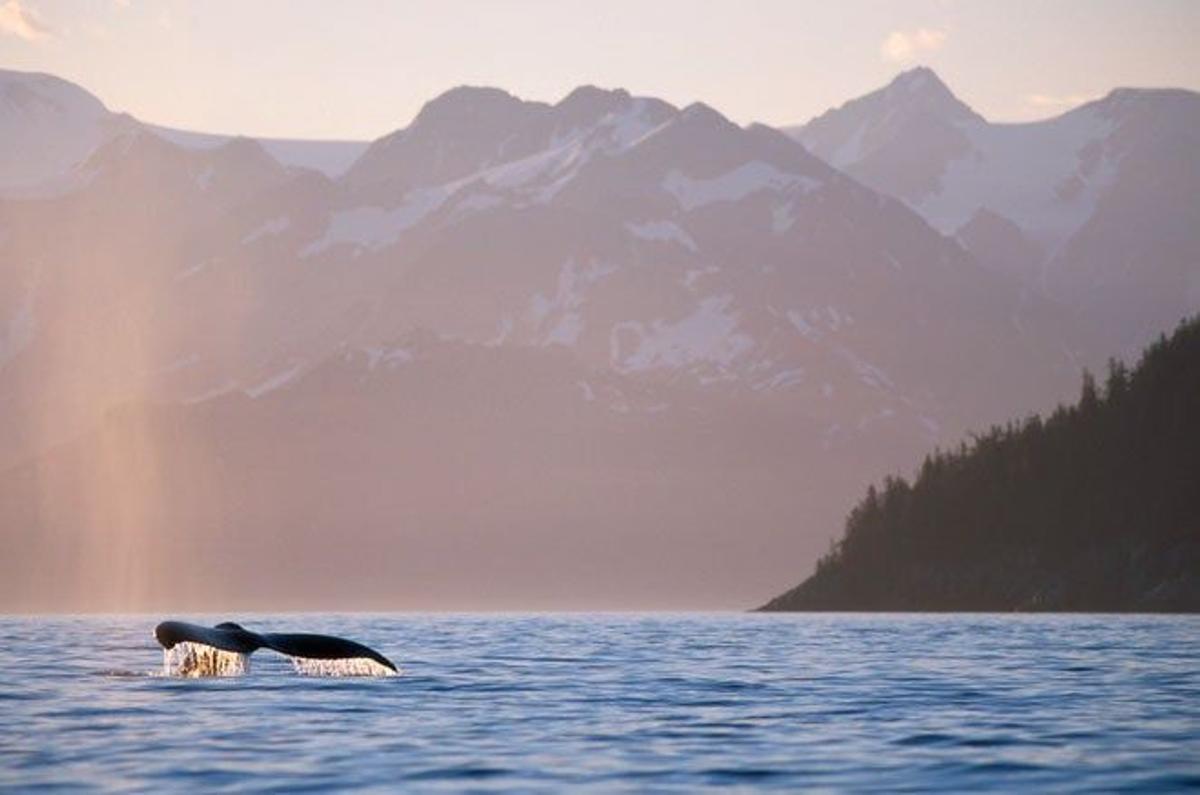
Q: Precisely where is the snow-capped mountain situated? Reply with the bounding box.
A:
[0,68,368,190]
[1,81,1074,440]
[791,67,1200,358]
[1045,88,1200,353]
[796,67,983,207]
[0,70,132,193]
[8,68,1188,609]
[0,76,1087,609]
[793,67,1120,250]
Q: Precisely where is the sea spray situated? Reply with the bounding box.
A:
[163,641,250,677]
[288,655,398,677]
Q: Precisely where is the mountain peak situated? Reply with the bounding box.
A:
[890,65,941,90]
[0,68,118,190]
[208,135,285,174]
[0,68,108,116]
[554,85,638,128]
[77,128,181,178]
[793,66,983,196]
[558,85,631,111]
[679,101,735,129]
[411,85,534,130]
[883,66,983,124]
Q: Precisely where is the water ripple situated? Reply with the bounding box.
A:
[0,614,1197,791]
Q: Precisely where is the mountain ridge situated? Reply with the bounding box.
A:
[0,67,1193,610]
[789,67,1200,362]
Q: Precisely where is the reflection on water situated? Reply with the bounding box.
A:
[1,613,1198,790]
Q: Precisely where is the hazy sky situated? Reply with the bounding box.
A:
[2,0,1199,140]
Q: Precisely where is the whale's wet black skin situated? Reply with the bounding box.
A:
[154,620,398,672]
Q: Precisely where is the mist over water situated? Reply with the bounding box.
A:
[3,613,1198,791]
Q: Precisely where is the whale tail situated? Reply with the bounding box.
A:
[154,620,398,677]
[257,632,397,674]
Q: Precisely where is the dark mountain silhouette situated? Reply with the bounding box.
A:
[761,316,1200,612]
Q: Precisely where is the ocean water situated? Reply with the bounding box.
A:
[2,614,1198,792]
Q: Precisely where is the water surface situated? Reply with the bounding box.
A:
[2,614,1198,791]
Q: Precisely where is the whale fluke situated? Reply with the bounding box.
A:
[154,620,398,676]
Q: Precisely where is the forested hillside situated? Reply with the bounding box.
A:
[762,317,1200,612]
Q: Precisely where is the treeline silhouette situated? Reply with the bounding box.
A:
[762,316,1200,612]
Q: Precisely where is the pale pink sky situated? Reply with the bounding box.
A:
[2,0,1199,139]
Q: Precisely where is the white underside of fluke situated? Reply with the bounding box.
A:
[289,656,398,677]
[161,641,398,678]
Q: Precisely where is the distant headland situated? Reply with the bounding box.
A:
[761,316,1200,613]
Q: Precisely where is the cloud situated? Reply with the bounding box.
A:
[0,0,51,41]
[880,27,947,62]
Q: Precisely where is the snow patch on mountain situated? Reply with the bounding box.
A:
[245,361,305,398]
[483,99,663,205]
[771,201,800,233]
[662,161,819,211]
[183,378,238,405]
[242,216,291,244]
[837,346,895,390]
[604,98,666,148]
[451,192,505,218]
[545,313,585,346]
[787,309,820,340]
[313,99,672,248]
[484,135,587,199]
[485,316,514,347]
[0,70,115,192]
[755,367,806,391]
[362,346,414,369]
[857,406,897,431]
[683,266,719,290]
[611,294,755,372]
[915,108,1119,246]
[302,189,447,257]
[785,306,853,340]
[625,220,698,252]
[828,121,868,169]
[530,259,617,346]
[176,260,209,282]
